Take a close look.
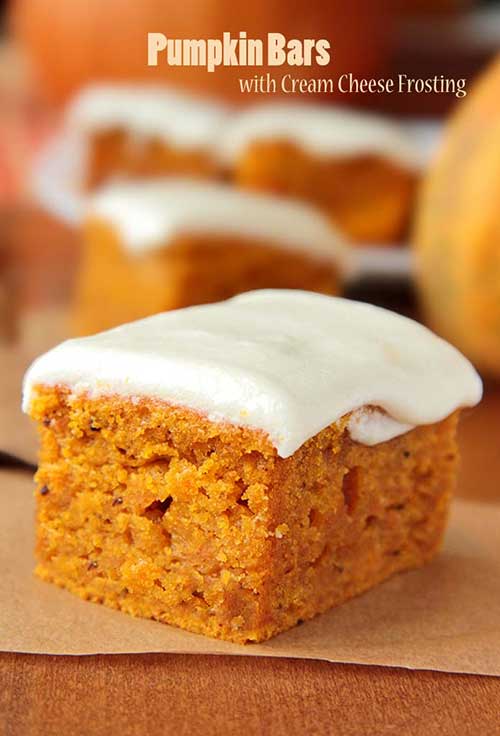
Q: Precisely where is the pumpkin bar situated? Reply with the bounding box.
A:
[67,84,228,189]
[72,179,346,335]
[218,104,420,245]
[23,290,481,643]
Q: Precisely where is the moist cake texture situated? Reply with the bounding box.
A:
[73,180,346,335]
[23,291,482,643]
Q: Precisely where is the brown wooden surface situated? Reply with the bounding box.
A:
[1,654,499,736]
[1,211,500,735]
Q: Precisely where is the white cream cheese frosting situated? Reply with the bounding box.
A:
[87,178,348,266]
[217,103,421,170]
[347,409,415,446]
[23,290,482,458]
[67,84,229,150]
[67,89,420,172]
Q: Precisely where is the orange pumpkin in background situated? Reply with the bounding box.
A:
[414,55,500,376]
[11,0,391,105]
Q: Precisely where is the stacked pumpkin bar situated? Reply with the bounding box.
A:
[23,290,481,643]
[68,85,228,188]
[218,103,420,244]
[73,178,347,335]
[68,85,419,245]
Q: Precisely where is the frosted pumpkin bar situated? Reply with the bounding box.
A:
[23,290,482,644]
[218,104,420,244]
[73,179,346,335]
[67,84,228,189]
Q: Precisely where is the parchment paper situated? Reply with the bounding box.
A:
[1,469,499,675]
[0,346,38,465]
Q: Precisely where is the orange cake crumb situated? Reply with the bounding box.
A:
[73,225,340,336]
[234,142,418,244]
[87,130,217,190]
[30,386,459,644]
[72,180,345,336]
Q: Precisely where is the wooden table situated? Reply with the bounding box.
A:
[1,210,499,735]
[1,653,499,736]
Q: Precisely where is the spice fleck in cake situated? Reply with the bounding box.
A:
[23,291,482,643]
[73,179,347,335]
[218,104,421,244]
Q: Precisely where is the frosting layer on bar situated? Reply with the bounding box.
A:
[23,290,482,457]
[68,84,228,149]
[217,104,421,169]
[87,179,347,264]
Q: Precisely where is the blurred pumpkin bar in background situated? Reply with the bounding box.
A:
[219,103,420,245]
[63,85,422,247]
[67,85,229,190]
[73,178,347,335]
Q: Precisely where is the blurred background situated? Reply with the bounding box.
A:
[1,0,499,207]
[0,0,499,498]
[1,0,499,312]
